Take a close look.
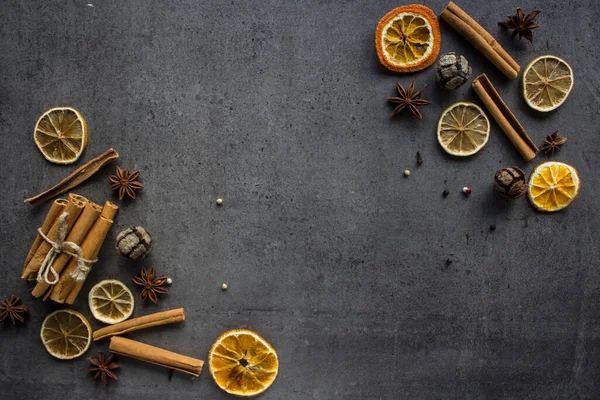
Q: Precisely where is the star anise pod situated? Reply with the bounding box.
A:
[0,295,27,325]
[541,131,567,155]
[87,351,120,386]
[499,8,541,43]
[388,80,430,119]
[132,267,168,303]
[109,166,143,200]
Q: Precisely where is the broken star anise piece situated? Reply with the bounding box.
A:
[541,131,567,155]
[388,80,431,120]
[0,295,27,325]
[499,8,541,43]
[109,166,143,200]
[87,351,120,386]
[132,267,168,304]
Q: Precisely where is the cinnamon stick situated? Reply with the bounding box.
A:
[109,336,203,376]
[32,201,102,298]
[23,198,68,273]
[440,2,520,79]
[24,148,119,204]
[50,201,118,304]
[21,194,87,279]
[472,74,538,161]
[94,308,185,341]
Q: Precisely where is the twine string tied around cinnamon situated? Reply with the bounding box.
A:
[36,212,97,285]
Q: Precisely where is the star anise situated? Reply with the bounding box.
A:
[541,131,567,155]
[388,80,430,119]
[0,295,27,325]
[132,267,168,303]
[87,351,120,386]
[109,166,143,200]
[499,8,541,43]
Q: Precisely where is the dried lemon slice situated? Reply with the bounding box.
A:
[40,309,92,360]
[522,55,573,112]
[528,161,580,212]
[437,102,490,156]
[88,279,135,324]
[34,107,88,164]
[375,5,441,72]
[208,329,279,397]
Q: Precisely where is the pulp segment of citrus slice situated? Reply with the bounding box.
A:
[40,309,92,360]
[522,55,573,112]
[88,279,135,324]
[375,4,441,72]
[528,161,580,212]
[34,107,88,164]
[208,329,279,397]
[437,102,490,156]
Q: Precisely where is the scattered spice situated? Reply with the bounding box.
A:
[387,80,430,119]
[494,168,527,199]
[541,131,567,155]
[440,2,519,79]
[499,8,541,43]
[87,351,120,386]
[416,152,423,166]
[445,259,453,268]
[490,225,496,232]
[222,283,228,290]
[472,74,538,161]
[435,52,472,90]
[116,226,152,261]
[0,295,27,325]
[442,189,449,198]
[24,148,119,204]
[462,187,472,196]
[133,267,168,304]
[404,169,411,177]
[109,166,143,200]
[216,198,223,205]
[166,277,173,285]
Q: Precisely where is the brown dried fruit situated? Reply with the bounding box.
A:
[494,167,527,198]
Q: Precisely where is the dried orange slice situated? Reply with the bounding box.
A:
[522,55,573,112]
[88,279,135,324]
[375,5,441,72]
[437,102,490,156]
[528,161,580,212]
[34,107,88,164]
[40,309,92,360]
[208,329,278,397]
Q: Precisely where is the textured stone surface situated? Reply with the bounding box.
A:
[1,0,600,399]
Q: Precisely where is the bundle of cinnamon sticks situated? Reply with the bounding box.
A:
[21,193,118,304]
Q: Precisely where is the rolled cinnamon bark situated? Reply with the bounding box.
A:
[440,2,520,79]
[32,201,103,298]
[21,194,87,279]
[94,309,185,341]
[472,74,538,161]
[24,148,119,204]
[23,198,68,273]
[109,336,203,377]
[50,201,118,304]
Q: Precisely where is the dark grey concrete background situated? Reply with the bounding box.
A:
[1,0,599,398]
